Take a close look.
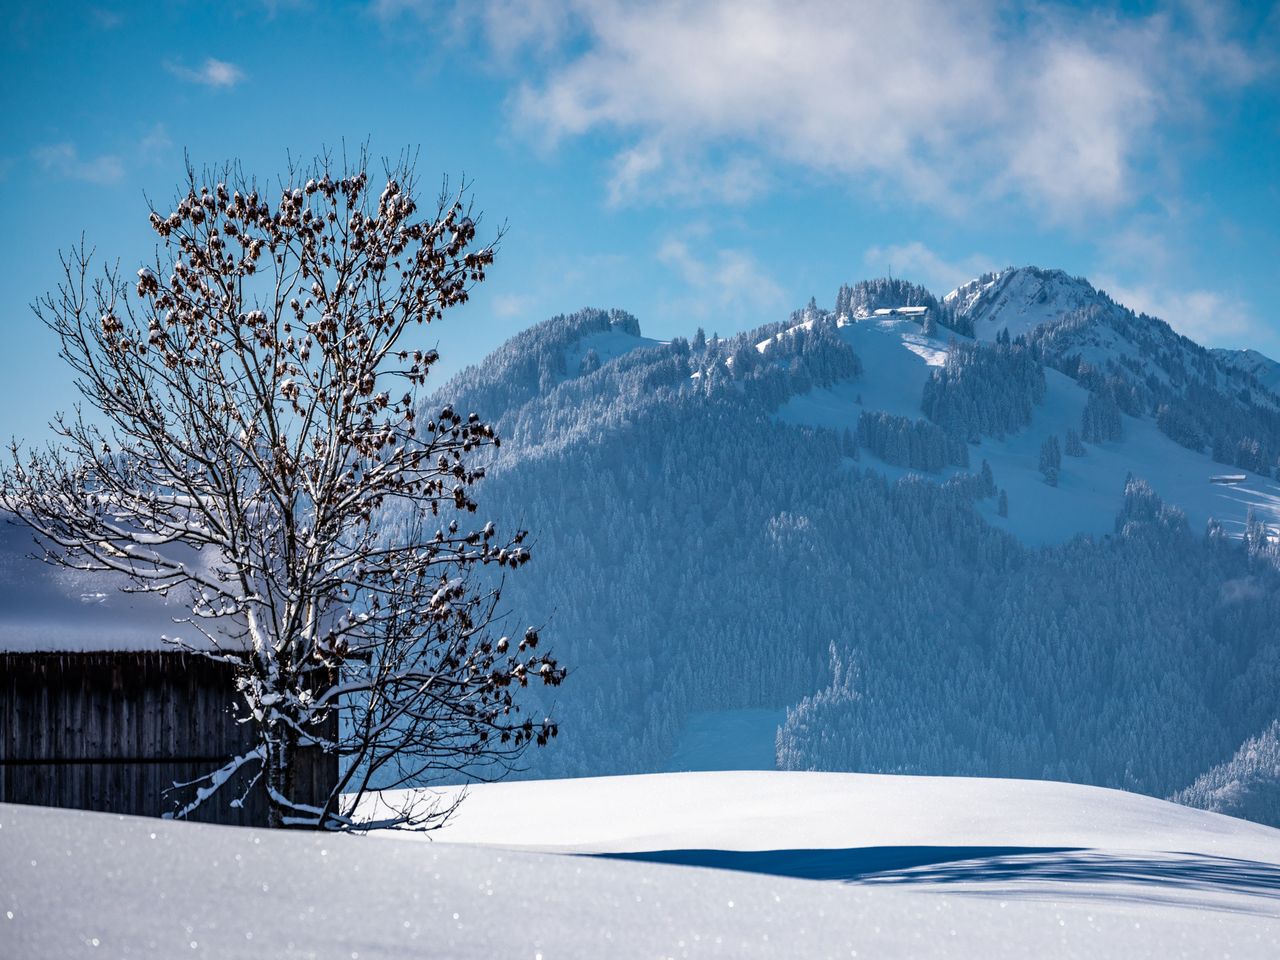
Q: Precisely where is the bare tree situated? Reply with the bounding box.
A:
[1,150,564,829]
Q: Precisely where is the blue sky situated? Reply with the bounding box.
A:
[1,0,1277,441]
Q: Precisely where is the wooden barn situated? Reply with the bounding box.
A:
[0,521,336,826]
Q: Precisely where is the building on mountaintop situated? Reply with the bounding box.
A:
[872,306,930,318]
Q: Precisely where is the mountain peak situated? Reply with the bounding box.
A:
[946,266,1109,342]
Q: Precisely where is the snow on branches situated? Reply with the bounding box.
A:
[1,150,564,829]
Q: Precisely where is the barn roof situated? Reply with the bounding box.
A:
[0,517,247,654]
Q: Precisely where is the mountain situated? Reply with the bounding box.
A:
[417,268,1280,825]
[946,266,1105,341]
[1213,347,1280,396]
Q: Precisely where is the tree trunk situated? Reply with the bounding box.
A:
[265,721,298,828]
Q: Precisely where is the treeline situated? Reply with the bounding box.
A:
[1081,387,1123,443]
[858,411,968,472]
[921,338,1046,441]
[777,479,1280,799]
[438,307,647,422]
[431,306,861,460]
[1172,720,1280,827]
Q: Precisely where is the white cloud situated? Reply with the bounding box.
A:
[418,0,1263,218]
[863,242,996,297]
[657,229,785,321]
[1096,223,1175,275]
[138,124,173,164]
[373,0,570,56]
[258,0,309,15]
[90,8,123,29]
[606,142,766,206]
[491,293,532,318]
[1096,275,1261,346]
[1000,39,1158,213]
[166,58,246,89]
[33,144,124,185]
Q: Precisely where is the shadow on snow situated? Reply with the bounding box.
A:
[593,846,1280,900]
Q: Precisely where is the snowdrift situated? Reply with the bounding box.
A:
[6,772,1280,959]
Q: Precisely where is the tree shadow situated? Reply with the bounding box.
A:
[595,846,1280,900]
[595,846,1080,882]
[865,848,1280,900]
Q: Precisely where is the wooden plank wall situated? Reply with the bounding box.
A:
[0,652,338,827]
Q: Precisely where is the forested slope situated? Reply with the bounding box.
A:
[414,273,1280,821]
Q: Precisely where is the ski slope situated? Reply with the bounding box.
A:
[563,326,664,374]
[7,771,1280,959]
[775,315,1280,545]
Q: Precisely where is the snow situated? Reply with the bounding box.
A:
[382,771,1280,859]
[1174,720,1280,824]
[776,316,939,422]
[774,317,1280,546]
[563,328,663,374]
[0,516,244,652]
[971,367,1280,544]
[873,306,929,317]
[755,316,821,353]
[8,771,1280,958]
[1213,347,1280,397]
[948,268,1102,342]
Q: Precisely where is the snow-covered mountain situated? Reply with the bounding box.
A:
[415,269,1280,826]
[1213,346,1280,396]
[946,266,1104,341]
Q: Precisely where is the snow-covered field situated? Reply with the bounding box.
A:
[7,772,1280,958]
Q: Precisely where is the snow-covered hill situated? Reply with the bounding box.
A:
[381,770,1280,860]
[7,773,1280,959]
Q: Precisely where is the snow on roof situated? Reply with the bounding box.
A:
[873,306,929,317]
[0,517,245,654]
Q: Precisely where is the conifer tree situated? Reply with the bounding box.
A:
[1065,428,1085,457]
[980,459,996,497]
[1039,434,1062,486]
